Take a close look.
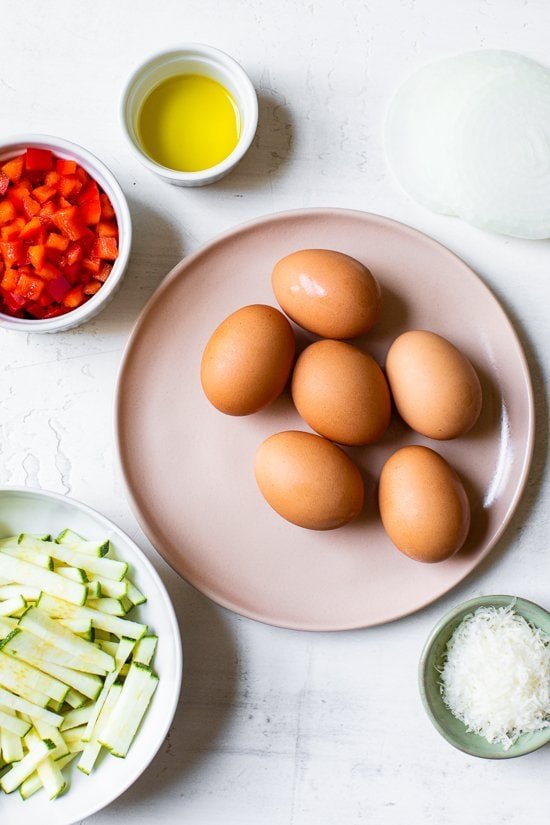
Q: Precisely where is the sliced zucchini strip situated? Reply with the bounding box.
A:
[0,650,68,703]
[0,708,31,738]
[82,637,135,743]
[99,663,158,758]
[87,597,126,616]
[37,594,147,640]
[19,607,115,673]
[0,686,62,727]
[60,703,94,731]
[0,737,55,793]
[78,682,122,775]
[0,595,26,617]
[133,635,158,666]
[65,688,88,709]
[1,727,24,763]
[1,628,109,676]
[0,554,86,606]
[19,742,72,800]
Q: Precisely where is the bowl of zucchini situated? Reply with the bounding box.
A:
[0,487,182,824]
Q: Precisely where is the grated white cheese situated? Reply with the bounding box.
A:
[440,603,550,749]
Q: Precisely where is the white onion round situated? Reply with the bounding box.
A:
[452,63,550,239]
[384,50,550,239]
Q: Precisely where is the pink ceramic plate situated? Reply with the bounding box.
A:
[116,209,534,630]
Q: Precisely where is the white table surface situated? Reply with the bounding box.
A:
[1,1,549,822]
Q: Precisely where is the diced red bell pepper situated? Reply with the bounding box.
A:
[51,206,88,241]
[97,221,118,238]
[63,285,86,308]
[82,257,101,275]
[25,302,49,318]
[99,193,116,220]
[2,288,26,312]
[8,184,32,211]
[76,166,90,185]
[0,201,16,226]
[2,155,24,184]
[45,170,61,187]
[46,274,71,302]
[56,158,76,176]
[39,201,56,220]
[37,290,54,307]
[66,242,83,265]
[84,280,102,296]
[28,244,46,270]
[80,199,101,225]
[33,184,57,204]
[16,273,45,300]
[1,268,18,291]
[19,217,42,240]
[1,226,15,241]
[25,148,53,172]
[46,232,69,252]
[0,147,118,318]
[1,218,25,241]
[21,194,40,219]
[78,181,99,204]
[38,261,62,281]
[92,236,118,260]
[57,175,82,199]
[63,262,82,284]
[1,240,24,266]
[95,262,112,283]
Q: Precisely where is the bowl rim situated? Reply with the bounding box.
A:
[0,484,183,819]
[419,593,550,759]
[0,134,132,332]
[120,42,259,183]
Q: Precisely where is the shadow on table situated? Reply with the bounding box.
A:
[106,578,238,811]
[211,88,294,193]
[82,196,186,338]
[443,287,547,588]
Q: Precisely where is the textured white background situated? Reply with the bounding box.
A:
[1,1,549,823]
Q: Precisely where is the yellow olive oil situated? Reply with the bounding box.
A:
[137,74,241,172]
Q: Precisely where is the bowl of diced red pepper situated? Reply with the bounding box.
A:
[0,135,131,331]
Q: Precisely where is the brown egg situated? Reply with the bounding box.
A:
[291,340,391,445]
[378,445,470,562]
[272,249,382,339]
[254,431,364,530]
[385,330,482,440]
[201,305,295,415]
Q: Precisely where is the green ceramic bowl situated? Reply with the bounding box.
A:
[419,595,550,759]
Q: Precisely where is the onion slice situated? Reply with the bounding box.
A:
[385,50,550,238]
[452,63,550,239]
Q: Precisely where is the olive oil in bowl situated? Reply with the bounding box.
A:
[137,74,241,173]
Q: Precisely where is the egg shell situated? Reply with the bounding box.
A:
[271,249,382,339]
[378,445,470,563]
[254,430,365,530]
[200,304,295,415]
[292,340,391,445]
[385,330,482,439]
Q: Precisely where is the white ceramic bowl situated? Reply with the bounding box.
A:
[0,135,132,333]
[0,487,182,825]
[121,44,258,186]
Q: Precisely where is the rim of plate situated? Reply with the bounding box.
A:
[115,207,535,631]
[0,485,183,821]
